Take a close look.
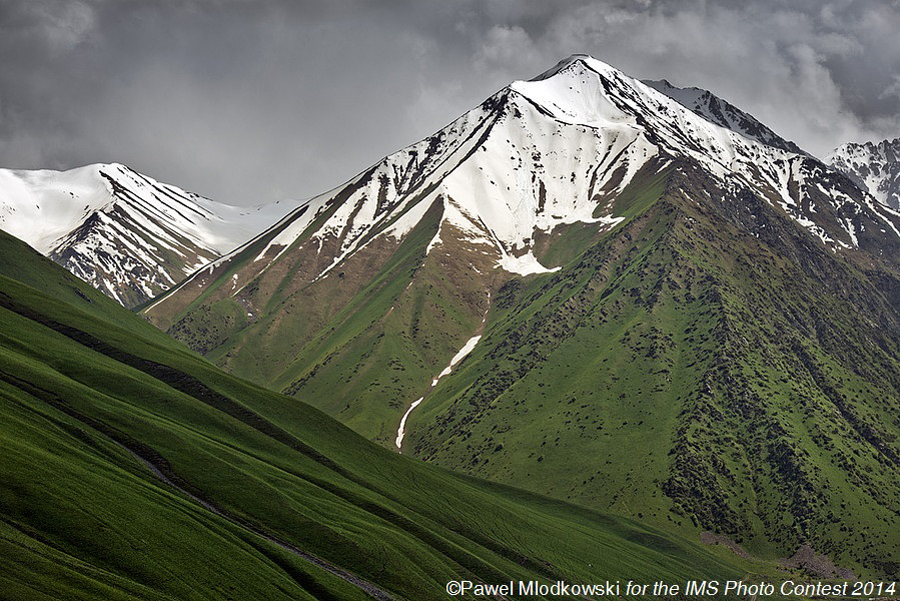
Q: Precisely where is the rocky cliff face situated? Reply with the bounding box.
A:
[828,137,900,210]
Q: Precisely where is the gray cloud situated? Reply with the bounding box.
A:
[1,0,897,205]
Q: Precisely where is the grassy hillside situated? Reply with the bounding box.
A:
[152,191,509,445]
[148,162,673,449]
[408,161,900,576]
[140,149,900,577]
[0,228,772,599]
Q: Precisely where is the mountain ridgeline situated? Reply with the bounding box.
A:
[828,137,900,210]
[143,55,900,575]
[0,163,301,307]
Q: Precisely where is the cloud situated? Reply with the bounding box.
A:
[460,1,898,155]
[473,25,544,80]
[4,0,97,52]
[880,77,900,101]
[0,1,897,204]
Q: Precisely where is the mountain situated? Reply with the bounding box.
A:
[0,226,766,598]
[827,138,900,210]
[0,163,302,307]
[144,54,900,574]
[642,78,805,155]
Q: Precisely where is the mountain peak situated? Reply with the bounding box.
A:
[642,78,804,154]
[828,137,900,209]
[515,56,804,156]
[143,54,900,577]
[0,163,303,306]
[528,53,624,83]
[510,55,639,130]
[151,53,889,313]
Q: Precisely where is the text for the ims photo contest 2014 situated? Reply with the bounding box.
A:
[444,579,898,598]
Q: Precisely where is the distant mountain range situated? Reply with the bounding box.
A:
[0,163,302,307]
[138,55,900,574]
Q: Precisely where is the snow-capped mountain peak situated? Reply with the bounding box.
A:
[0,163,303,306]
[827,138,900,210]
[0,163,116,254]
[150,54,900,317]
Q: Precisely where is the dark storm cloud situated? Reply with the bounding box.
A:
[1,0,897,204]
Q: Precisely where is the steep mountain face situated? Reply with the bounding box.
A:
[0,163,301,307]
[144,55,900,574]
[413,158,900,573]
[643,78,805,155]
[828,138,900,210]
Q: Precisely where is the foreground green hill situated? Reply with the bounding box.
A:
[0,229,766,599]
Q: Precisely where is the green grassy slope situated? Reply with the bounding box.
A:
[139,149,900,577]
[407,161,900,576]
[150,162,674,449]
[153,192,508,445]
[0,228,767,599]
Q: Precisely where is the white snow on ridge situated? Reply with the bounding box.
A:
[274,59,669,280]
[146,56,899,309]
[0,162,304,305]
[642,79,804,155]
[0,164,112,254]
[247,53,882,281]
[0,163,301,256]
[511,71,638,130]
[827,139,900,210]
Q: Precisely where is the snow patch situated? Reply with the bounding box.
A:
[394,333,484,451]
[394,398,423,450]
[437,335,482,380]
[499,254,559,276]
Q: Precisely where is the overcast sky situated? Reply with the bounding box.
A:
[2,0,898,205]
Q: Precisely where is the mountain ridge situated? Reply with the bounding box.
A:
[0,162,303,307]
[138,53,900,574]
[642,78,805,155]
[828,137,900,210]
[147,54,900,378]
